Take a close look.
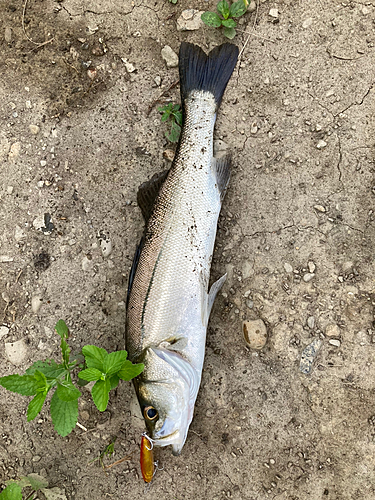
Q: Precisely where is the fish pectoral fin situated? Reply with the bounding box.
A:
[137,169,170,222]
[206,274,227,325]
[160,337,188,352]
[212,155,231,201]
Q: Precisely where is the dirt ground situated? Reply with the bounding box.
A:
[1,0,375,498]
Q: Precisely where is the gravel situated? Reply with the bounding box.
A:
[307,316,315,329]
[161,45,179,68]
[5,339,28,365]
[329,339,341,347]
[325,324,340,337]
[284,262,293,273]
[300,338,322,375]
[303,273,315,282]
[177,10,204,31]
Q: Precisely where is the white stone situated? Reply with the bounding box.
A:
[26,100,32,109]
[329,339,341,347]
[4,27,12,43]
[325,324,340,337]
[308,261,316,273]
[302,18,313,28]
[7,186,14,194]
[362,6,370,15]
[31,295,43,314]
[316,140,327,149]
[121,58,136,73]
[161,46,179,68]
[303,273,315,283]
[82,256,92,271]
[284,262,293,273]
[29,124,40,135]
[314,205,326,213]
[0,256,14,263]
[269,8,279,18]
[8,142,21,162]
[177,10,204,31]
[40,160,47,167]
[5,339,28,365]
[0,326,10,340]
[100,238,112,258]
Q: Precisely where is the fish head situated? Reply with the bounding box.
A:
[135,346,200,455]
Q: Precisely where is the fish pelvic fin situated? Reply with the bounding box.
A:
[212,154,231,201]
[179,43,239,109]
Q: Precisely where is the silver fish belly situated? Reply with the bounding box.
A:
[126,43,238,455]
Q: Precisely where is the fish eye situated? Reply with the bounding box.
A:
[144,406,158,421]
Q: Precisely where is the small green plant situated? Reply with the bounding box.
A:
[0,320,144,437]
[201,0,249,39]
[0,474,50,500]
[158,103,182,143]
[169,0,178,4]
[89,437,117,470]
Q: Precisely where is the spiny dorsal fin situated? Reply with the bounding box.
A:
[137,169,169,222]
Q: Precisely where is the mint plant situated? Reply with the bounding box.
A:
[158,103,182,143]
[0,320,143,437]
[201,0,249,39]
[0,474,48,500]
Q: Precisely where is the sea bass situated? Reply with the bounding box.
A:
[126,42,239,456]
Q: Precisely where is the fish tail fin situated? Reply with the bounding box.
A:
[179,43,239,108]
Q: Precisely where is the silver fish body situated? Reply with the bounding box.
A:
[126,43,239,454]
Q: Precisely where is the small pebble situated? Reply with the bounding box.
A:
[250,122,258,134]
[300,338,322,375]
[15,225,26,241]
[314,205,326,213]
[5,339,28,365]
[0,326,10,340]
[161,45,179,68]
[8,142,21,162]
[308,261,316,273]
[284,262,293,273]
[121,58,136,73]
[303,273,315,283]
[269,8,279,18]
[4,26,12,43]
[316,140,327,149]
[0,256,14,263]
[163,149,175,162]
[248,0,256,13]
[31,296,43,314]
[154,75,161,86]
[302,18,313,29]
[325,324,340,337]
[82,256,92,271]
[362,6,370,15]
[177,9,204,31]
[307,316,315,329]
[32,455,41,462]
[25,100,32,109]
[40,160,47,167]
[29,124,40,135]
[100,238,112,258]
[243,319,267,349]
[7,186,14,194]
[329,339,341,347]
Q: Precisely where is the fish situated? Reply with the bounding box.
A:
[126,42,239,456]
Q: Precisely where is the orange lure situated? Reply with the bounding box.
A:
[140,434,154,483]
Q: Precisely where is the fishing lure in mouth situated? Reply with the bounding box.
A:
[140,434,155,483]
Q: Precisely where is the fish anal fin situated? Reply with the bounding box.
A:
[137,169,169,222]
[202,273,227,326]
[212,154,231,201]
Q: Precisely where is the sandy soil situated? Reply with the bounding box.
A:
[1,1,375,498]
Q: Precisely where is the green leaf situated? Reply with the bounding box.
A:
[161,112,170,122]
[223,26,236,39]
[26,360,66,381]
[0,374,39,396]
[24,474,48,491]
[34,370,49,392]
[102,351,128,375]
[91,379,111,412]
[55,320,69,339]
[222,18,236,28]
[60,338,71,368]
[217,0,230,19]
[166,121,181,143]
[78,368,103,381]
[118,360,144,381]
[173,110,183,126]
[56,380,81,402]
[0,483,22,500]
[201,11,222,28]
[27,391,48,421]
[109,375,120,390]
[50,391,78,437]
[82,345,108,371]
[229,0,247,17]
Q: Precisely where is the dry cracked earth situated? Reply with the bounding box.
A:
[1,0,375,499]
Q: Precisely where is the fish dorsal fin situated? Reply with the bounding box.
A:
[201,273,227,326]
[137,169,169,222]
[212,154,231,201]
